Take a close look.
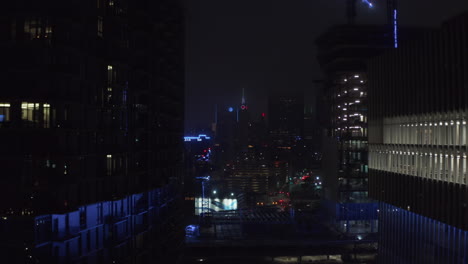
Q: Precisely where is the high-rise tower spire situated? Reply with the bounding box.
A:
[241,88,246,105]
[240,88,248,110]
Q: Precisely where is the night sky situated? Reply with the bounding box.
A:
[184,0,468,131]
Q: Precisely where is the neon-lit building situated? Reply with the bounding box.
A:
[368,13,468,263]
[0,0,185,262]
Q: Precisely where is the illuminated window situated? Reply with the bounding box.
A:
[22,103,40,126]
[106,65,114,103]
[43,104,50,128]
[97,16,103,37]
[107,65,114,83]
[0,103,11,124]
[106,154,113,175]
[21,102,50,128]
[24,18,52,41]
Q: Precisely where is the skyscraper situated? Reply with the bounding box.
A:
[368,12,468,263]
[0,0,185,262]
[268,92,304,189]
[316,25,391,235]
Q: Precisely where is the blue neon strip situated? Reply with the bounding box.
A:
[184,134,211,142]
[394,9,398,48]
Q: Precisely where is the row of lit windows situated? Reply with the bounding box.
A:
[20,16,103,42]
[23,18,53,41]
[344,140,368,150]
[336,89,366,99]
[0,102,51,128]
[335,74,366,85]
[335,127,368,137]
[337,113,367,123]
[382,113,468,147]
[370,145,467,185]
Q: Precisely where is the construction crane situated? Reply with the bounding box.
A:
[346,0,399,48]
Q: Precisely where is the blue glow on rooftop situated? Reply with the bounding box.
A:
[228,107,234,112]
[361,0,373,8]
[184,134,212,142]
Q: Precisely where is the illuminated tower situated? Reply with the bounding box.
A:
[316,25,391,236]
[238,88,250,152]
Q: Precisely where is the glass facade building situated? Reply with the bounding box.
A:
[368,13,468,263]
[0,0,185,262]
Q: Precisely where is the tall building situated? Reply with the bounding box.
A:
[368,13,468,263]
[268,92,305,190]
[213,107,237,165]
[0,0,185,263]
[316,25,391,235]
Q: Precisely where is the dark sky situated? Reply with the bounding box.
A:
[184,0,468,131]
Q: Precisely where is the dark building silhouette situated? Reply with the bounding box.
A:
[268,92,304,189]
[214,106,237,165]
[316,25,391,235]
[368,12,468,263]
[0,0,185,263]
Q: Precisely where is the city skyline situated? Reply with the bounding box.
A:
[184,0,468,129]
[2,1,468,263]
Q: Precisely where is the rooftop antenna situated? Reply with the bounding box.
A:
[241,88,246,105]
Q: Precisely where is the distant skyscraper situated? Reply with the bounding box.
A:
[268,92,305,190]
[316,25,392,235]
[368,13,468,263]
[238,88,251,153]
[217,91,270,201]
[0,0,185,262]
[215,106,238,165]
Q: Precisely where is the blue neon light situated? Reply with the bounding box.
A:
[361,0,373,8]
[393,9,398,48]
[228,107,233,112]
[184,134,211,142]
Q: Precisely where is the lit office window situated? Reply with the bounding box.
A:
[107,65,114,83]
[107,65,114,104]
[22,103,40,125]
[21,102,50,128]
[43,104,50,128]
[106,154,113,176]
[24,18,52,40]
[0,103,11,124]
